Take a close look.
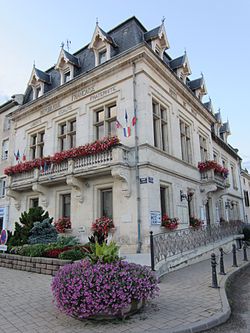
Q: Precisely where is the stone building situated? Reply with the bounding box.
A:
[241,169,250,222]
[0,17,244,253]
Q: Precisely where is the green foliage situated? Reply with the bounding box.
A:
[58,248,86,261]
[20,244,48,257]
[7,207,51,247]
[28,218,58,244]
[88,241,120,264]
[56,235,80,247]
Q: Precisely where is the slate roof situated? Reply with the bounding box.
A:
[34,68,51,84]
[169,55,185,70]
[187,77,203,91]
[144,26,161,41]
[220,121,230,134]
[98,26,117,46]
[63,49,80,67]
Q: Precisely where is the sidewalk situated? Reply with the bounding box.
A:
[0,247,249,333]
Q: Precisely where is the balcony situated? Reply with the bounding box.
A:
[201,169,227,190]
[8,146,130,191]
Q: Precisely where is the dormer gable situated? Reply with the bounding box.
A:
[55,47,80,85]
[144,21,170,59]
[220,120,231,142]
[169,52,191,83]
[187,74,207,101]
[203,97,214,114]
[88,22,117,66]
[28,65,51,100]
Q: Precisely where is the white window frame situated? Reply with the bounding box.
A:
[29,130,45,160]
[93,102,117,140]
[58,118,76,152]
[152,100,169,152]
[0,179,6,198]
[179,119,193,164]
[199,134,208,162]
[2,139,9,160]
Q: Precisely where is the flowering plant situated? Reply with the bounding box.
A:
[51,259,159,319]
[54,217,71,233]
[4,136,119,176]
[198,160,229,178]
[190,217,203,228]
[91,217,114,238]
[161,214,179,231]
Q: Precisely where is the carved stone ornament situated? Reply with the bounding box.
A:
[6,189,21,210]
[111,167,131,198]
[32,184,49,207]
[66,175,84,203]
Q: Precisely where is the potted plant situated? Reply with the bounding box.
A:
[161,214,179,231]
[189,217,203,229]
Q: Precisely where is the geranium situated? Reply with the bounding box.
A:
[54,217,71,233]
[51,259,159,319]
[91,217,114,237]
[190,217,203,228]
[4,136,119,176]
[161,214,179,231]
[198,160,229,178]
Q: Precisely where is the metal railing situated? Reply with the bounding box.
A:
[150,221,243,270]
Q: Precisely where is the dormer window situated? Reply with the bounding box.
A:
[28,65,51,100]
[55,48,80,85]
[144,21,170,60]
[169,52,192,84]
[89,23,117,67]
[99,48,107,65]
[63,70,71,83]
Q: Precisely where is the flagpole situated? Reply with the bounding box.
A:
[133,61,142,253]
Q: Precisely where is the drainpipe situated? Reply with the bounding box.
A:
[132,61,142,253]
[238,159,246,222]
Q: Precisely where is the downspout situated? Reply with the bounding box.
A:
[132,61,142,253]
[238,159,246,222]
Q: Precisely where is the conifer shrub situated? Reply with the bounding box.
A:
[28,218,58,244]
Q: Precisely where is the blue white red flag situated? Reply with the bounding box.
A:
[123,127,131,137]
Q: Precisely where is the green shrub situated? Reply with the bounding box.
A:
[58,248,86,261]
[7,207,51,247]
[56,235,80,247]
[28,218,58,244]
[88,241,120,264]
[20,244,48,257]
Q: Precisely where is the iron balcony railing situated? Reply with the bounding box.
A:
[150,221,243,270]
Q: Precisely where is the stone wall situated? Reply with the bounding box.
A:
[0,253,72,275]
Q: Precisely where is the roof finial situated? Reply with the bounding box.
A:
[201,71,204,78]
[33,60,36,68]
[60,41,64,49]
[66,39,71,52]
[161,16,165,24]
[184,47,187,55]
[96,17,99,25]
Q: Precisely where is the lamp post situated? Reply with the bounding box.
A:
[180,190,194,225]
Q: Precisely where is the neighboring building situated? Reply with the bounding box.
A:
[0,95,23,230]
[241,169,250,222]
[1,17,245,252]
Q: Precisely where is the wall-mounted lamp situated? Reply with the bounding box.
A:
[180,190,187,201]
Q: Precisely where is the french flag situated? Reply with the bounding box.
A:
[123,127,131,138]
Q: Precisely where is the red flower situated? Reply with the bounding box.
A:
[4,136,120,176]
[198,160,228,178]
[161,214,179,231]
[54,217,71,233]
[91,217,114,237]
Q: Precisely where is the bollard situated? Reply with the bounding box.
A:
[243,242,248,262]
[211,253,219,288]
[219,247,226,275]
[232,244,238,267]
[150,231,155,271]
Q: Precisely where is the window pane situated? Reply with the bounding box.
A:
[101,189,113,218]
[62,194,71,218]
[70,120,76,132]
[70,134,76,148]
[96,124,104,140]
[96,110,104,122]
[61,123,67,135]
[99,50,107,64]
[32,135,37,145]
[108,105,117,118]
[161,124,168,151]
[30,198,39,208]
[108,121,116,137]
[64,71,71,83]
[160,187,166,216]
[153,118,159,148]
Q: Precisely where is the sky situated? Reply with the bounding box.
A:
[0,0,249,169]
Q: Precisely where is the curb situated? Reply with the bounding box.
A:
[153,260,250,333]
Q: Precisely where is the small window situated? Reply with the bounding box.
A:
[100,188,113,218]
[30,198,39,208]
[2,139,9,160]
[35,86,41,99]
[180,120,192,164]
[0,179,6,198]
[99,49,107,64]
[152,100,169,152]
[160,186,170,217]
[64,71,71,83]
[61,193,71,218]
[199,135,208,162]
[244,191,250,207]
[3,117,11,131]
